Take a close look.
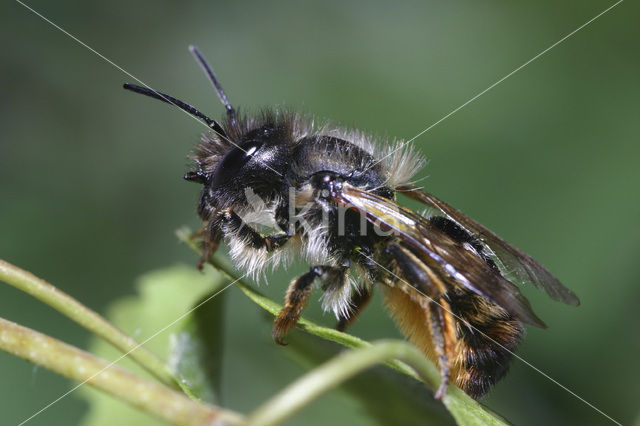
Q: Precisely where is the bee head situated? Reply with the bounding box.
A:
[190,122,290,213]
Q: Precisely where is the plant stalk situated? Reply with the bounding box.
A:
[0,316,244,426]
[0,258,176,389]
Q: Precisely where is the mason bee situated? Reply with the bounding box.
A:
[123,46,580,399]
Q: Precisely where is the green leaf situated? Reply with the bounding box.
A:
[167,289,226,404]
[78,264,228,425]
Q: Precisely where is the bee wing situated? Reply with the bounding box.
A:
[335,184,546,328]
[397,184,580,306]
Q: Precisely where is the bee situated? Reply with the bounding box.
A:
[123,46,580,399]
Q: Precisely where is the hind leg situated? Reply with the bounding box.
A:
[427,299,456,400]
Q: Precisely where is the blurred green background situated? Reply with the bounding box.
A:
[1,0,638,425]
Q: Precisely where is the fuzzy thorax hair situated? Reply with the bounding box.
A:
[192,108,424,318]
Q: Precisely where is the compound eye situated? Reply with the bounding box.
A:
[211,141,263,187]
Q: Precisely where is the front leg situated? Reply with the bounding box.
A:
[198,208,290,269]
[273,265,347,344]
[219,209,290,250]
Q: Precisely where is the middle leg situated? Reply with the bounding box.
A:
[273,265,347,344]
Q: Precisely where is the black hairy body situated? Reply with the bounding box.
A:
[123,46,579,400]
[193,110,522,397]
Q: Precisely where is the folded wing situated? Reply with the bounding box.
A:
[397,184,580,306]
[334,184,547,327]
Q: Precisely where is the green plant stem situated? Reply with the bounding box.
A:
[0,258,176,389]
[246,340,436,426]
[0,316,244,426]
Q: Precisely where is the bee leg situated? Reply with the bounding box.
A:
[197,220,222,270]
[197,239,220,270]
[198,209,290,270]
[189,227,207,240]
[218,209,290,251]
[273,265,343,345]
[336,287,372,332]
[272,269,318,345]
[427,300,450,400]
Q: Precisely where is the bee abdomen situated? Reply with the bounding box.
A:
[383,281,525,399]
[450,291,524,398]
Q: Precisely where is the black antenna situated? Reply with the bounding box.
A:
[122,83,227,137]
[189,45,237,127]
